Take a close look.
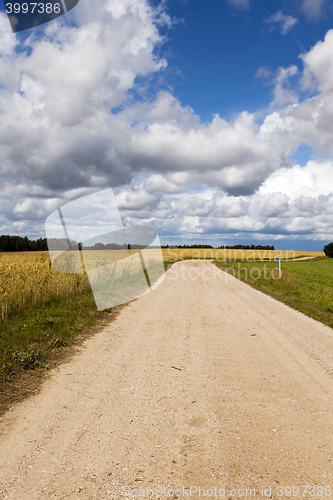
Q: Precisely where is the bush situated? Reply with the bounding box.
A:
[11,344,42,369]
[323,242,333,258]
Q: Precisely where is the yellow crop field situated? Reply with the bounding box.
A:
[0,251,50,263]
[162,248,324,261]
[0,252,89,320]
[0,248,325,320]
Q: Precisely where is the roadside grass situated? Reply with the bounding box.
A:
[0,251,165,414]
[0,253,91,320]
[0,253,123,415]
[213,257,333,329]
[0,290,122,415]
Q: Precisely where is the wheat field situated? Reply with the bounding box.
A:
[162,248,324,261]
[0,248,325,320]
[0,252,90,320]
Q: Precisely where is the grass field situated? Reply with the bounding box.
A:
[213,257,333,329]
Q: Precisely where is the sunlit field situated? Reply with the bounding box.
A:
[162,248,324,261]
[213,257,333,330]
[0,251,50,263]
[0,248,329,412]
[0,252,90,320]
[0,248,325,321]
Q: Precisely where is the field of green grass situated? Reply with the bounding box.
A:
[213,257,333,329]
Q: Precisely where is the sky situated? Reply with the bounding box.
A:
[0,0,333,250]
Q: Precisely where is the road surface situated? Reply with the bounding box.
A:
[1,260,333,500]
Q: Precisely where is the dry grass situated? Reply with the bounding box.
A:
[0,251,50,263]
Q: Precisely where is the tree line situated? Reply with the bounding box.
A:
[0,235,48,252]
[218,244,275,250]
[162,244,275,250]
[0,235,159,252]
[0,235,277,252]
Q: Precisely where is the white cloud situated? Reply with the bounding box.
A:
[1,0,333,245]
[144,174,184,194]
[301,30,333,95]
[265,11,298,35]
[111,157,333,243]
[115,186,155,210]
[301,0,327,20]
[225,0,249,9]
[0,13,17,56]
[260,193,290,217]
[273,66,299,106]
[0,0,169,188]
[126,101,294,195]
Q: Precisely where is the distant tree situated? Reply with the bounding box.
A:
[0,235,48,252]
[218,244,274,250]
[323,242,333,258]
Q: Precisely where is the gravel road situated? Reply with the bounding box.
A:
[1,260,333,500]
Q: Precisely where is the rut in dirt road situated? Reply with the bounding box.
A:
[1,260,333,500]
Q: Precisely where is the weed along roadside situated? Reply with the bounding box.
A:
[0,293,124,416]
[0,253,179,414]
[0,251,126,416]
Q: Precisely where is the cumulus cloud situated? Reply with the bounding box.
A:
[111,157,333,244]
[0,0,169,188]
[1,0,333,245]
[144,174,185,194]
[124,100,299,196]
[260,193,290,217]
[272,66,299,106]
[265,11,298,35]
[301,30,333,95]
[301,0,327,20]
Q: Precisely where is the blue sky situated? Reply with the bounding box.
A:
[0,0,333,250]
[145,0,333,121]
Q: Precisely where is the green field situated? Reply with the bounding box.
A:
[213,257,333,329]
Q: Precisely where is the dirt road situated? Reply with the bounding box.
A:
[1,260,333,500]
